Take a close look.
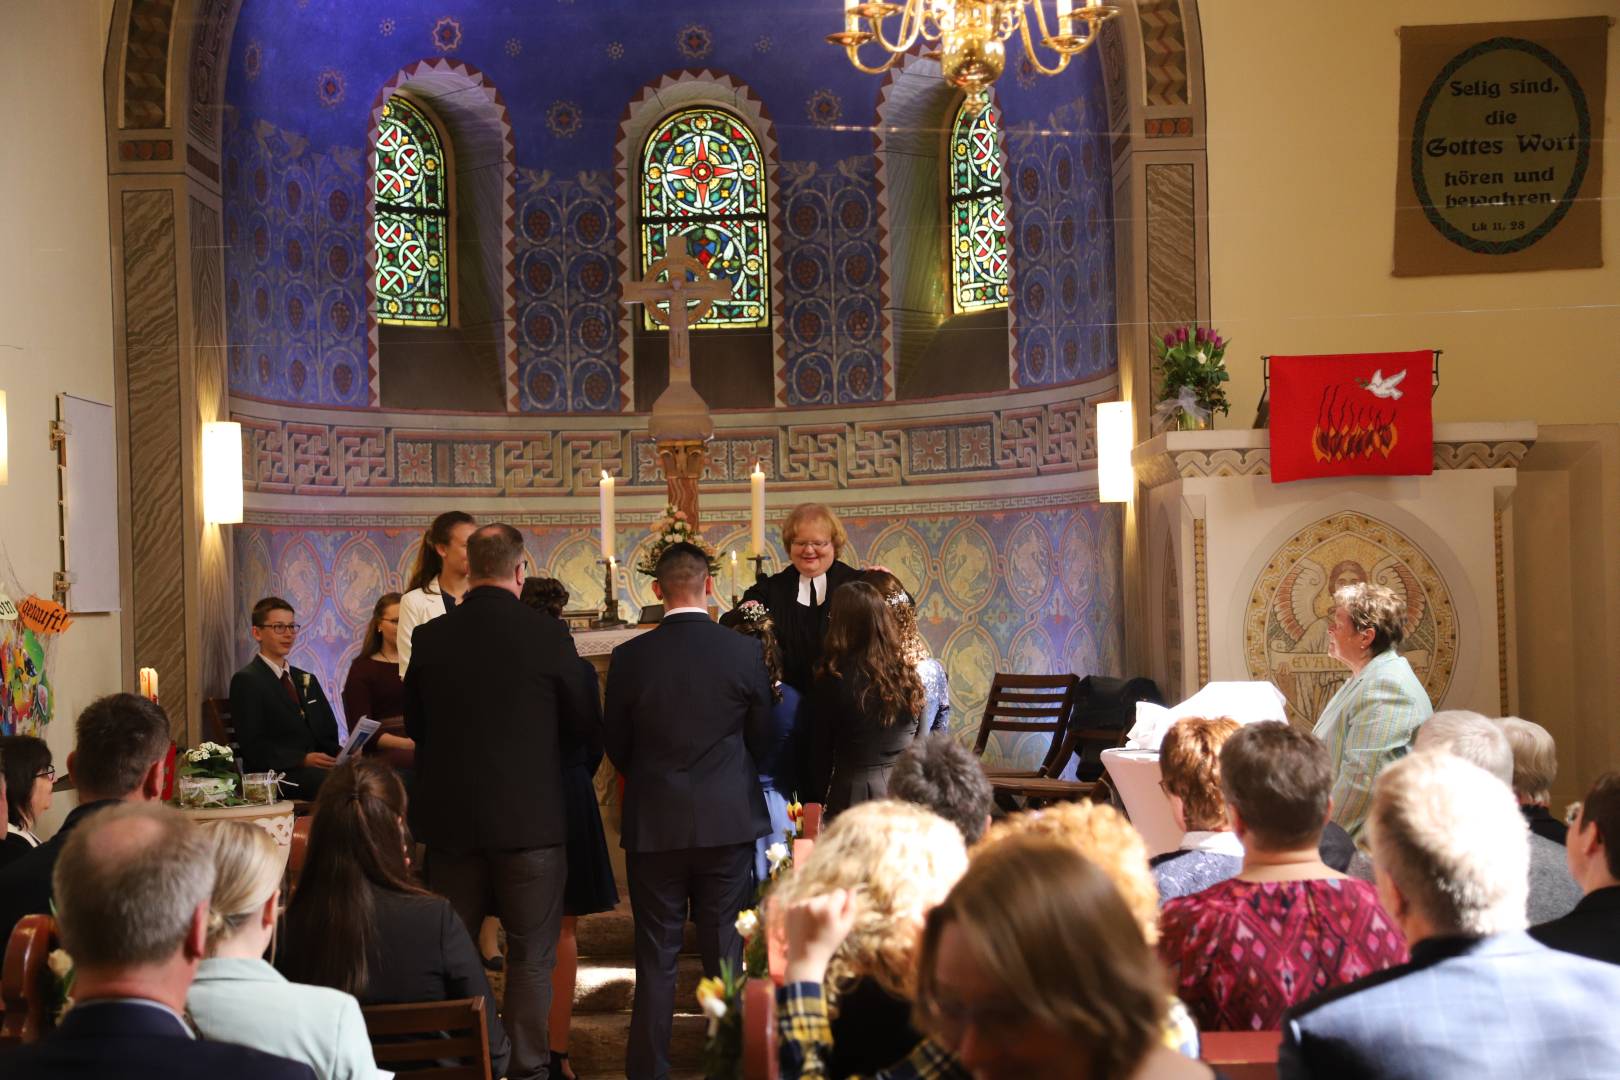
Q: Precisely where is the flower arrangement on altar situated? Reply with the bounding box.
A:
[1155,324,1231,431]
[634,503,723,577]
[174,742,239,808]
[696,799,806,1077]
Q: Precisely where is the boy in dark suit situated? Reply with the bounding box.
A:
[605,542,773,1080]
[4,802,313,1080]
[228,597,340,797]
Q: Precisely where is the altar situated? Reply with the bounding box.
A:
[1134,422,1535,727]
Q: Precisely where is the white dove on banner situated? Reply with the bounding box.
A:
[1361,369,1407,399]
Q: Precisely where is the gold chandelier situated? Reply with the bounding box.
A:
[828,1,1120,105]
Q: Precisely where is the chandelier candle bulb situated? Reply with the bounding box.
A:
[750,462,766,556]
[599,470,615,560]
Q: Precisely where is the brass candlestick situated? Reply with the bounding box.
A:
[595,558,626,628]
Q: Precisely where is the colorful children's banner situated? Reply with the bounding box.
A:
[1269,351,1435,484]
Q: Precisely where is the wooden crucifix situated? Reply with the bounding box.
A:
[621,252,734,530]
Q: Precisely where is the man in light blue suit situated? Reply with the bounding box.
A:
[1281,751,1620,1080]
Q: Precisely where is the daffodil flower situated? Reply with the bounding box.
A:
[735,908,759,939]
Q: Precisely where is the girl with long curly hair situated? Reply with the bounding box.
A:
[808,581,926,816]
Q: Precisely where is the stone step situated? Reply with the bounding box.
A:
[575,903,698,959]
[574,953,706,1014]
[566,1009,708,1076]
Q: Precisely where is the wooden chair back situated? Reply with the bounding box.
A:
[361,997,492,1080]
[971,674,1079,776]
[201,697,238,746]
[287,814,313,895]
[1200,1030,1282,1080]
[1,915,60,1047]
[741,977,778,1080]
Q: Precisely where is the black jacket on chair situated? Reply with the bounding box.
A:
[228,656,341,773]
[603,612,773,853]
[403,585,598,851]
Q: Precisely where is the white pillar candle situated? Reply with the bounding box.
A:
[749,462,766,556]
[139,667,158,701]
[730,550,739,597]
[599,471,615,560]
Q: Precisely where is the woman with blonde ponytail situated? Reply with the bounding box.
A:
[186,820,378,1080]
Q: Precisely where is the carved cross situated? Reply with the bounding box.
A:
[622,253,733,385]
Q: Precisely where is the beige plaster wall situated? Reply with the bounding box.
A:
[0,0,121,835]
[1200,0,1619,428]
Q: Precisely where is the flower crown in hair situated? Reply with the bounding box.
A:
[737,600,770,626]
[883,588,913,609]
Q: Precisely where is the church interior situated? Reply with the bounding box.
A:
[0,0,1618,1075]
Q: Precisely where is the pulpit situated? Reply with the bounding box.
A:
[1135,422,1535,725]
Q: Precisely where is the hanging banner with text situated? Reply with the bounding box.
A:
[1270,352,1434,484]
[1393,17,1606,276]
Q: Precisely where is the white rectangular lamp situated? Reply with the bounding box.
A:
[201,421,243,524]
[1096,400,1133,503]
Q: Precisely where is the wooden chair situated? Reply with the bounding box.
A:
[1,915,60,1047]
[361,997,492,1080]
[971,674,1080,781]
[741,977,779,1080]
[286,814,313,895]
[1200,1030,1282,1080]
[201,696,237,746]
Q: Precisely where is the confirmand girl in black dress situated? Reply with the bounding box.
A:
[520,576,617,1080]
[807,581,926,817]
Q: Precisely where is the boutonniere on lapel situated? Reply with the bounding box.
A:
[298,672,313,703]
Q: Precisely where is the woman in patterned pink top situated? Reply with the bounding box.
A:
[1158,721,1407,1032]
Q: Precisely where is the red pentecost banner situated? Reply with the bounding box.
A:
[1269,352,1434,483]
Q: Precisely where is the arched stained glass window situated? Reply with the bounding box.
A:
[373,94,450,326]
[948,100,1009,314]
[638,107,769,330]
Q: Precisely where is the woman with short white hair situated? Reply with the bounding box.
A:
[1497,716,1566,845]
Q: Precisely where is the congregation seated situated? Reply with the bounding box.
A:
[1280,752,1620,1078]
[3,802,314,1079]
[1158,722,1407,1032]
[1496,715,1566,845]
[779,835,1214,1079]
[276,759,510,1077]
[187,820,377,1080]
[887,733,993,845]
[1150,717,1244,901]
[771,800,968,1079]
[981,800,1199,1058]
[0,693,169,937]
[1351,710,1581,923]
[1531,771,1620,966]
[0,734,55,871]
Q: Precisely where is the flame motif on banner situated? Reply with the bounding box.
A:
[1270,352,1434,483]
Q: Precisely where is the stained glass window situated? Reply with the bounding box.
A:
[373,94,450,326]
[948,99,1010,313]
[638,107,769,330]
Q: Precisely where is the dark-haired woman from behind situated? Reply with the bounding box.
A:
[0,735,54,871]
[277,758,509,1077]
[729,598,802,878]
[807,581,925,817]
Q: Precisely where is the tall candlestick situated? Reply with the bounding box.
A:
[599,470,615,560]
[750,462,766,556]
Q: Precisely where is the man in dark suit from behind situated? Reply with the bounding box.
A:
[228,597,341,796]
[3,802,313,1080]
[1532,771,1620,965]
[0,692,169,938]
[605,542,773,1080]
[1280,752,1620,1079]
[404,522,597,1080]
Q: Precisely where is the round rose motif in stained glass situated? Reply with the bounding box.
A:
[286,238,304,273]
[330,300,352,334]
[839,198,868,230]
[1020,166,1040,201]
[1027,281,1046,314]
[845,308,872,340]
[328,244,350,278]
[791,203,820,236]
[526,312,557,348]
[287,296,305,331]
[289,360,307,392]
[254,287,269,322]
[1024,224,1045,257]
[795,310,823,344]
[575,209,605,245]
[791,255,821,290]
[1028,343,1047,377]
[526,259,553,295]
[527,368,557,405]
[580,316,610,350]
[583,370,611,406]
[328,189,350,222]
[797,367,824,400]
[253,168,267,203]
[333,364,354,397]
[285,180,303,215]
[575,257,608,295]
[253,226,268,263]
[844,253,871,285]
[257,354,271,385]
[525,209,552,243]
